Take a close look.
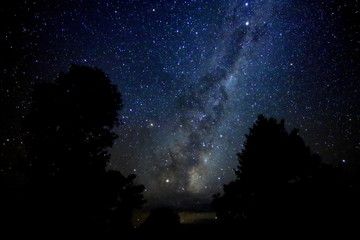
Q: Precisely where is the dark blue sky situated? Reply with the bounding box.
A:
[1,0,359,209]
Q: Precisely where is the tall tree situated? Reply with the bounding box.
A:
[24,64,121,178]
[235,115,320,189]
[23,65,144,235]
[212,115,325,228]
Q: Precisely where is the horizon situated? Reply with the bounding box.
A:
[2,0,359,214]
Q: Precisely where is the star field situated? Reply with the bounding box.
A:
[1,0,359,209]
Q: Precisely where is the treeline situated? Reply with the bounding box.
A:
[1,65,359,237]
[212,115,360,236]
[0,65,145,237]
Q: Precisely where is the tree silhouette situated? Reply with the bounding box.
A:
[24,64,121,178]
[22,65,144,236]
[138,208,181,235]
[104,170,146,236]
[212,115,341,231]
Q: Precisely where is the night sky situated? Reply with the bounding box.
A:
[1,0,359,210]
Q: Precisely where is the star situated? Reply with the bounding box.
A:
[2,0,358,211]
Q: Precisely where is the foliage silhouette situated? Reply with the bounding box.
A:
[24,64,121,178]
[212,115,344,233]
[22,65,145,236]
[104,170,146,236]
[138,208,181,235]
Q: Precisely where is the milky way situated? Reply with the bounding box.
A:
[144,1,275,198]
[2,0,359,209]
[110,0,359,207]
[113,0,359,208]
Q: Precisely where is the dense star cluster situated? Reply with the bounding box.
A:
[1,0,359,209]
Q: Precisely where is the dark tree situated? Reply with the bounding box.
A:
[24,64,121,178]
[104,170,146,236]
[22,65,144,236]
[212,115,342,232]
[138,208,181,235]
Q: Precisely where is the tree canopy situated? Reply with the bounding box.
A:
[21,65,144,236]
[24,64,122,178]
[212,115,341,231]
[235,114,320,190]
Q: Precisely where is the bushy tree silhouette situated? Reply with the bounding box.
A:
[235,115,320,186]
[25,64,121,178]
[22,65,144,236]
[138,208,181,235]
[212,115,342,232]
[104,170,146,236]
